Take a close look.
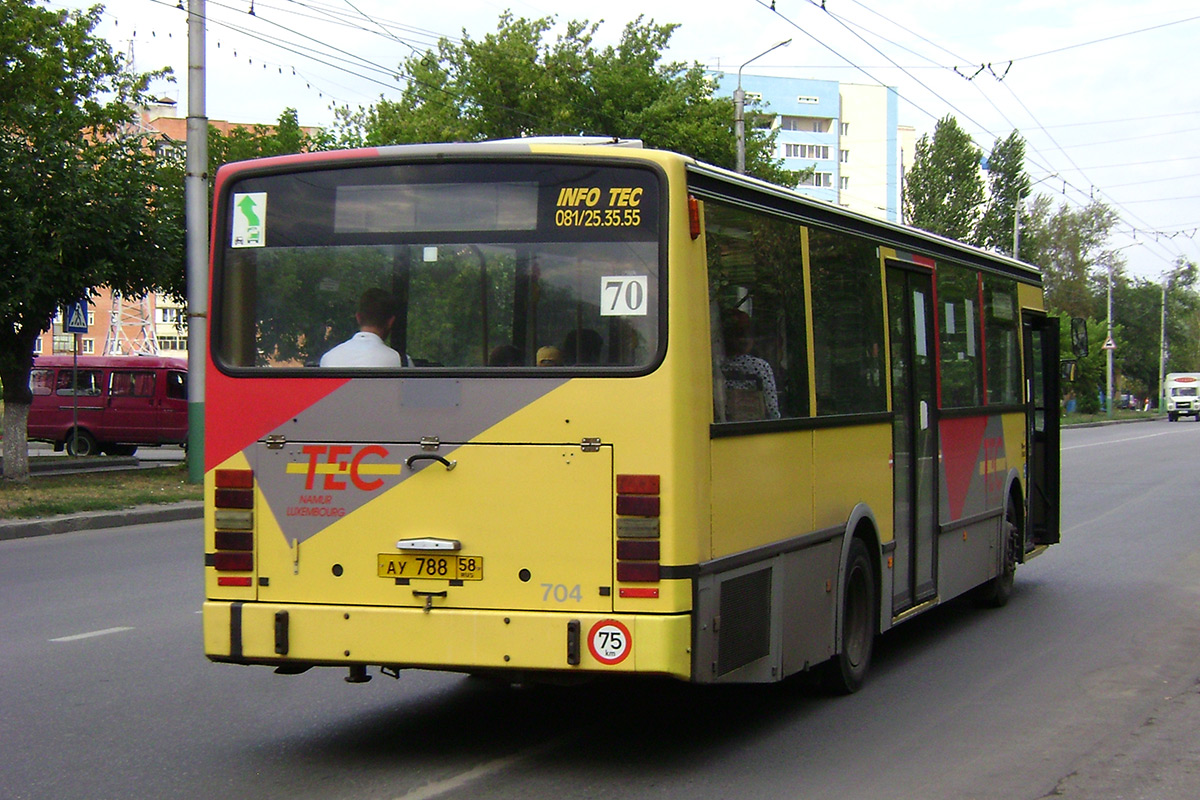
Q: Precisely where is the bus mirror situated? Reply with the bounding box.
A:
[1070,318,1088,358]
[1060,360,1077,382]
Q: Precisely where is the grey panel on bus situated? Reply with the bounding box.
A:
[693,536,842,684]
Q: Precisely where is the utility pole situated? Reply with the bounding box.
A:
[185,0,208,483]
[735,39,790,174]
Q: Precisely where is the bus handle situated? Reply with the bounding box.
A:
[405,454,457,471]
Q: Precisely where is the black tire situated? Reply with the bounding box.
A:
[65,430,99,457]
[1169,412,1178,422]
[977,496,1020,608]
[823,537,877,694]
[103,444,138,457]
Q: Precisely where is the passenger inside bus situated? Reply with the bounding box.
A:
[536,346,563,366]
[488,344,522,366]
[562,328,603,365]
[720,309,780,420]
[320,288,405,368]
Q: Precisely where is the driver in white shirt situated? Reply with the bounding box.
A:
[319,288,404,368]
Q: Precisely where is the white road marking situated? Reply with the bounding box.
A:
[1062,428,1198,451]
[50,626,134,643]
[389,736,567,800]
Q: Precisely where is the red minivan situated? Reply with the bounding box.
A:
[27,355,188,457]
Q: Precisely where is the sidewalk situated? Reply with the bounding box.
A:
[0,500,203,541]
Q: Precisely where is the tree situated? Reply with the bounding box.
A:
[1163,260,1200,376]
[978,131,1030,256]
[331,13,791,184]
[903,115,985,243]
[0,1,183,482]
[1021,197,1119,320]
[208,108,326,169]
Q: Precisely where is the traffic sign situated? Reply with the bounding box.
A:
[64,299,89,333]
[1102,336,1116,350]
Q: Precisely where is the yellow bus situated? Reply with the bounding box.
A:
[203,139,1060,691]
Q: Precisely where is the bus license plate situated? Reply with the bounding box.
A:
[377,554,484,581]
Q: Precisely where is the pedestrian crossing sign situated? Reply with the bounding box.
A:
[64,299,89,333]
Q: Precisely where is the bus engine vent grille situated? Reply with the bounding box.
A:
[716,568,772,676]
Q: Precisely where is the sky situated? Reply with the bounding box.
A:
[50,0,1200,281]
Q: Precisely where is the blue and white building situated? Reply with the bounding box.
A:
[710,73,910,223]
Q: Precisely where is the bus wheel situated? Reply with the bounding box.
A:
[978,496,1020,608]
[823,537,877,694]
[65,430,99,457]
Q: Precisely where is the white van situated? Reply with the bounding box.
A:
[1165,372,1200,422]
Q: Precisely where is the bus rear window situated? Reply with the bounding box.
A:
[214,161,661,371]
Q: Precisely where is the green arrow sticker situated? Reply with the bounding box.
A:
[231,192,267,248]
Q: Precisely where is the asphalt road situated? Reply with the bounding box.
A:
[4,419,1200,800]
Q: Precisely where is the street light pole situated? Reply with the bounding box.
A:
[1106,261,1113,416]
[735,39,790,174]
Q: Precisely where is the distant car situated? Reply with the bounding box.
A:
[1117,392,1140,410]
[27,355,188,456]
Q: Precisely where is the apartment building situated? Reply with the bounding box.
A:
[710,72,914,223]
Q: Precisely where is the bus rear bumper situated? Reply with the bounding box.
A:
[202,601,693,680]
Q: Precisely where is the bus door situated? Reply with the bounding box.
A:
[1023,313,1061,546]
[887,265,938,613]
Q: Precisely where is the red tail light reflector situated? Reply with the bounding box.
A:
[214,530,253,551]
[616,495,660,517]
[617,474,660,495]
[617,562,660,582]
[218,576,253,587]
[617,539,660,561]
[213,551,254,572]
[216,469,254,488]
[688,195,701,240]
[620,587,660,598]
[214,488,254,509]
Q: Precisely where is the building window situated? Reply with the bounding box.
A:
[784,143,830,160]
[840,122,850,135]
[839,176,850,190]
[780,116,831,133]
[82,338,95,354]
[796,95,819,104]
[52,335,74,353]
[33,338,43,355]
[797,172,833,188]
[840,149,850,163]
[160,307,182,324]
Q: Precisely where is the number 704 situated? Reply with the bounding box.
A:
[542,583,583,603]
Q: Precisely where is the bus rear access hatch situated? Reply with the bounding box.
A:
[243,440,615,614]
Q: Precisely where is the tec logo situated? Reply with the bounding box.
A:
[298,444,393,491]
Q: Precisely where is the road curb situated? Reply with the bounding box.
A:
[0,501,203,542]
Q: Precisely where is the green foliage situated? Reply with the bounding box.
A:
[329,13,790,184]
[0,0,182,425]
[903,115,985,243]
[978,132,1030,255]
[1022,197,1120,319]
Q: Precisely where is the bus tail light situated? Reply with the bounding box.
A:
[213,469,255,587]
[616,474,661,597]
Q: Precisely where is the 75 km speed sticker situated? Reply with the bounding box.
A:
[588,619,632,665]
